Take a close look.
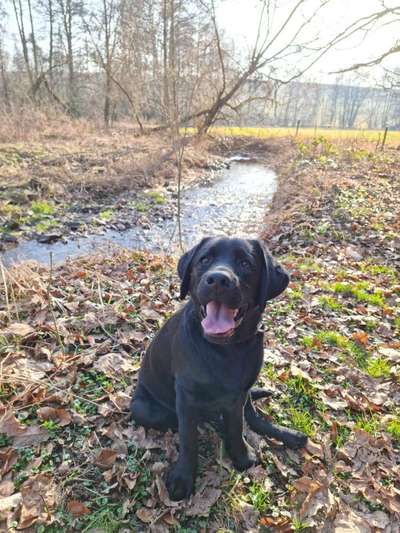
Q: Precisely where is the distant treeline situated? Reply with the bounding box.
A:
[0,0,399,132]
[236,79,400,131]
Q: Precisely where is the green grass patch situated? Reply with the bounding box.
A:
[0,434,12,447]
[316,330,348,349]
[315,221,331,235]
[286,376,318,408]
[360,262,398,280]
[297,259,322,273]
[77,503,126,533]
[71,371,112,415]
[12,447,35,473]
[301,335,315,349]
[263,362,277,381]
[35,218,60,233]
[31,200,55,215]
[41,420,60,432]
[244,482,271,514]
[355,414,381,436]
[287,406,316,437]
[386,419,400,442]
[99,209,113,221]
[292,517,312,531]
[134,200,149,213]
[146,190,166,204]
[329,281,385,307]
[312,330,368,368]
[287,288,303,301]
[318,295,344,311]
[333,425,351,448]
[366,357,391,379]
[364,319,378,332]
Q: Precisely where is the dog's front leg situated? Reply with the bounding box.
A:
[166,385,199,500]
[223,393,257,471]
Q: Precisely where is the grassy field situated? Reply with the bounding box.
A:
[201,126,400,145]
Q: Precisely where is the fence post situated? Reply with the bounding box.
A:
[295,119,300,136]
[381,126,388,151]
[375,133,381,151]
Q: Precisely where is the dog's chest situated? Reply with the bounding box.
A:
[185,351,255,408]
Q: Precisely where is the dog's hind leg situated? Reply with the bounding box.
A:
[130,383,178,432]
[244,394,307,449]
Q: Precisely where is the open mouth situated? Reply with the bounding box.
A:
[200,301,244,337]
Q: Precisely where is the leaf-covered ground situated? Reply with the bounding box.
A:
[0,137,399,532]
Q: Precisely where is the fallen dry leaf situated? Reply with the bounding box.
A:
[37,407,72,427]
[185,487,221,517]
[3,322,35,337]
[141,307,162,321]
[19,473,56,529]
[0,448,18,475]
[136,507,157,523]
[333,504,372,533]
[0,492,22,514]
[259,515,292,532]
[0,412,49,448]
[95,448,119,469]
[155,475,179,508]
[93,352,136,376]
[0,479,15,497]
[67,500,91,518]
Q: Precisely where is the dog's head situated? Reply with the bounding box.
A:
[177,236,289,343]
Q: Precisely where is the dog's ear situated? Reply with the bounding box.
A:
[251,239,290,311]
[177,237,211,300]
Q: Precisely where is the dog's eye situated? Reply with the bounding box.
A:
[239,259,251,269]
[200,255,211,265]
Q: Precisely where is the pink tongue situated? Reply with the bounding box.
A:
[201,301,237,335]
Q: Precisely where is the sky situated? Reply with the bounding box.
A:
[217,0,400,84]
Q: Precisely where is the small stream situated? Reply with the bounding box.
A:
[1,161,277,266]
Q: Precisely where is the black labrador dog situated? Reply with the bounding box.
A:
[130,236,307,500]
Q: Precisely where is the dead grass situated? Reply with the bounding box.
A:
[263,136,400,241]
[0,117,220,202]
[0,107,97,144]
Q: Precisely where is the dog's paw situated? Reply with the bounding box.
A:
[230,444,258,472]
[166,463,195,501]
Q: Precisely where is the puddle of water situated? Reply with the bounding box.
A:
[1,161,276,266]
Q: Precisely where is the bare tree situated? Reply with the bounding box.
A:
[332,4,400,83]
[56,0,82,113]
[0,2,11,109]
[11,0,35,93]
[189,0,353,134]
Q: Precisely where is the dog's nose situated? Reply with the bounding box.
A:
[206,271,232,288]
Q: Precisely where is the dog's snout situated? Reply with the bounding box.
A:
[206,271,233,288]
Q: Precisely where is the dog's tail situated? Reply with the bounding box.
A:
[245,394,308,450]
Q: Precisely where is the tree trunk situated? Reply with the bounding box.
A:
[162,0,170,122]
[48,0,54,83]
[12,0,34,92]
[0,39,11,110]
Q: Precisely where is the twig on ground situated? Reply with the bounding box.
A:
[0,260,11,322]
[46,252,65,355]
